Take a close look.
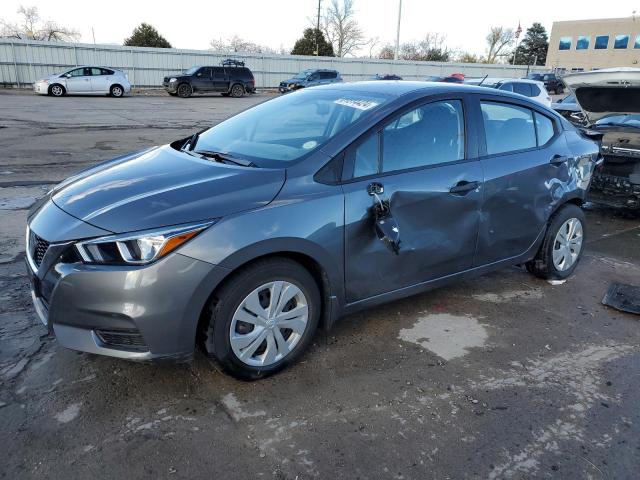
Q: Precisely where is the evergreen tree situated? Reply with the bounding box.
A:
[513,23,548,65]
[291,28,334,56]
[124,23,172,48]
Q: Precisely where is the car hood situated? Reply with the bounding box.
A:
[51,145,286,233]
[563,68,640,122]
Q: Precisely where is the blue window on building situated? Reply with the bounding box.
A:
[576,36,590,50]
[614,34,629,49]
[594,35,609,49]
[635,35,640,49]
[559,37,572,50]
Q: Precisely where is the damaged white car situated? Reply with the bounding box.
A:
[564,68,640,210]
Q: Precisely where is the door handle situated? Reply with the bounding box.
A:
[449,180,479,195]
[550,154,569,165]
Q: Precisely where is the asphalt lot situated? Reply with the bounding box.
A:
[1,91,639,480]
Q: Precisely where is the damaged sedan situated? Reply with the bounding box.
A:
[26,82,600,379]
[564,68,640,210]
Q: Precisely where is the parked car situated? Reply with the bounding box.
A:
[467,77,551,107]
[33,66,131,97]
[526,72,565,94]
[370,74,403,80]
[278,69,342,92]
[163,61,255,98]
[564,67,640,210]
[424,74,464,83]
[26,82,599,379]
[552,94,586,125]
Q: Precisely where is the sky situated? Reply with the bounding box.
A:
[2,0,639,56]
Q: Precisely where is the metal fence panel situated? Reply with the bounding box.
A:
[0,38,545,88]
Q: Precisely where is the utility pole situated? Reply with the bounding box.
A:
[316,0,321,56]
[394,0,402,60]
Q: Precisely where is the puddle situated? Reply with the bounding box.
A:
[472,287,543,303]
[398,314,488,361]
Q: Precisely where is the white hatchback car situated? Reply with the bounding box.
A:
[466,77,551,107]
[33,66,131,97]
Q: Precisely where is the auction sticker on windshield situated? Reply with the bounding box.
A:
[334,98,380,110]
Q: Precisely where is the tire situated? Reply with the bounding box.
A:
[110,84,124,97]
[203,258,321,380]
[49,84,65,97]
[230,83,244,98]
[526,204,586,280]
[177,83,192,98]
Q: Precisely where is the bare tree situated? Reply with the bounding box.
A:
[210,35,279,54]
[366,36,380,58]
[485,26,514,63]
[1,6,79,41]
[321,0,366,57]
[378,33,450,62]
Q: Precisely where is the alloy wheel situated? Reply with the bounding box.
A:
[552,217,583,271]
[51,85,63,96]
[178,84,191,98]
[229,281,309,367]
[231,84,244,97]
[111,86,123,97]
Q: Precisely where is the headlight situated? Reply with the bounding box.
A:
[169,78,177,82]
[75,221,212,265]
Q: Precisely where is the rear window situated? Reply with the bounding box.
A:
[512,82,532,97]
[194,88,390,167]
[320,71,337,79]
[481,102,536,155]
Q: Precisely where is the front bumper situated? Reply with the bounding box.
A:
[26,228,229,361]
[33,82,49,95]
[163,81,178,93]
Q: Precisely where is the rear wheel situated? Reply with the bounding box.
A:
[49,84,65,97]
[230,83,244,98]
[177,83,192,98]
[203,258,321,380]
[110,84,124,97]
[526,204,586,280]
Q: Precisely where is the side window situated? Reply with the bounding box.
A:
[498,83,513,92]
[308,73,320,81]
[321,71,337,79]
[382,100,465,172]
[534,112,555,146]
[481,102,536,155]
[213,68,226,79]
[352,133,379,178]
[512,82,532,97]
[197,67,211,77]
[90,67,103,76]
[83,67,93,76]
[101,68,114,76]
[67,68,84,77]
[530,84,541,97]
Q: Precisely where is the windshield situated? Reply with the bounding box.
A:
[193,88,390,167]
[293,70,312,79]
[595,114,640,128]
[527,74,543,80]
[184,66,199,75]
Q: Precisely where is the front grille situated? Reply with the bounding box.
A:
[95,329,149,351]
[32,233,50,268]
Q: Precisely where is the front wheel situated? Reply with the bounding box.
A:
[49,84,65,97]
[526,204,586,280]
[177,83,192,98]
[203,258,321,380]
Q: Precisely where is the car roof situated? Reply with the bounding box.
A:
[310,80,542,100]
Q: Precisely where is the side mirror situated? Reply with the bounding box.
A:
[63,73,71,78]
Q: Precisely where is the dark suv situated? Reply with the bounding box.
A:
[527,72,564,94]
[163,62,255,98]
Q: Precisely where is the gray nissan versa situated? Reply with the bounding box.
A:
[26,82,601,379]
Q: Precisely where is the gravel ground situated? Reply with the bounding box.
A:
[0,91,639,480]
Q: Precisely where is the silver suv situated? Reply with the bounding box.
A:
[279,69,342,93]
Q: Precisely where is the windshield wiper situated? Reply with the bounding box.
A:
[194,150,257,167]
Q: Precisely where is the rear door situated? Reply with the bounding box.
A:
[213,67,228,91]
[343,96,483,302]
[473,95,574,265]
[89,67,110,93]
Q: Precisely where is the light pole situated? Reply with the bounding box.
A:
[394,0,402,60]
[316,0,322,56]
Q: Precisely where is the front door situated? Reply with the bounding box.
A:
[474,98,574,265]
[343,98,483,302]
[192,67,213,92]
[64,67,92,93]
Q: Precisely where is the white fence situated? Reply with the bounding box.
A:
[0,39,545,88]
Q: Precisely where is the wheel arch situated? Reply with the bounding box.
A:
[195,242,342,350]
